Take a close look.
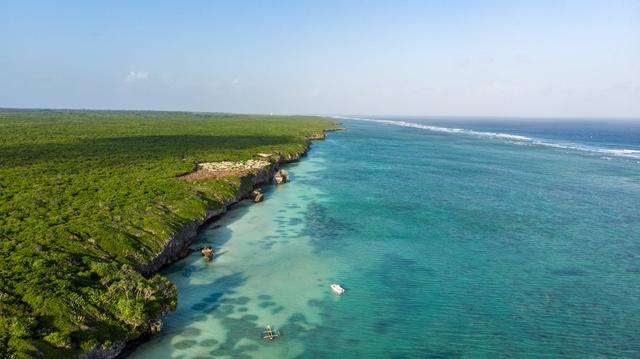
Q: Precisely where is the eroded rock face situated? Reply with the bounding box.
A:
[180,159,271,181]
[307,132,326,140]
[199,159,269,172]
[140,160,279,275]
[79,341,125,359]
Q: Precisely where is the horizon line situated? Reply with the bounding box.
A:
[1,106,639,121]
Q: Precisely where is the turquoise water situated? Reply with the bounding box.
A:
[130,118,640,358]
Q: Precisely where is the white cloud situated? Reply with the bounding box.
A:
[124,71,150,82]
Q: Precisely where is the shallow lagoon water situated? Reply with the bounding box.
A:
[131,147,345,359]
[131,119,640,358]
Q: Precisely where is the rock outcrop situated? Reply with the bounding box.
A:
[149,319,163,334]
[274,169,289,184]
[251,190,264,203]
[80,342,125,359]
[201,246,215,261]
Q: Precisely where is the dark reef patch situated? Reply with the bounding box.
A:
[271,306,284,314]
[303,201,353,252]
[259,301,276,308]
[288,217,303,225]
[199,338,219,347]
[203,292,223,303]
[173,339,197,350]
[191,302,208,311]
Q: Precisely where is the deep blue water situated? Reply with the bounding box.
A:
[382,116,640,149]
[131,118,640,358]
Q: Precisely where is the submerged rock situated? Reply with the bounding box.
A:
[201,246,215,261]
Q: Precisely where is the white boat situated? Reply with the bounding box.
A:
[330,283,345,295]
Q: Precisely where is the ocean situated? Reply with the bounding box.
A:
[129,117,640,358]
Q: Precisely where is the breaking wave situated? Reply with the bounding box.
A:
[333,116,640,160]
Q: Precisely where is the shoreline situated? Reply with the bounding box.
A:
[89,127,342,359]
[139,127,343,276]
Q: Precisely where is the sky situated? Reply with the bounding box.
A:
[1,0,639,118]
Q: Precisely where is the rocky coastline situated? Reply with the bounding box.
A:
[82,128,339,359]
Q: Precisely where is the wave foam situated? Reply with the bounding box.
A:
[333,116,640,160]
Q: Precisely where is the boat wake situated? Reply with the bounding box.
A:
[333,116,640,161]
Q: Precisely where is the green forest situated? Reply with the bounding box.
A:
[0,110,336,358]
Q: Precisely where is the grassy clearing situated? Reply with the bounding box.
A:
[0,110,336,358]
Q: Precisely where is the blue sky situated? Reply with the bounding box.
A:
[1,0,639,117]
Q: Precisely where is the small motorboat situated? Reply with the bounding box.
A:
[330,283,345,295]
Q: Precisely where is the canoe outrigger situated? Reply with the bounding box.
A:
[262,325,280,341]
[201,245,215,261]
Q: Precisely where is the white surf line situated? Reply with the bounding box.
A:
[332,116,640,161]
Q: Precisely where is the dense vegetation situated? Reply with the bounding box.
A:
[0,110,336,358]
